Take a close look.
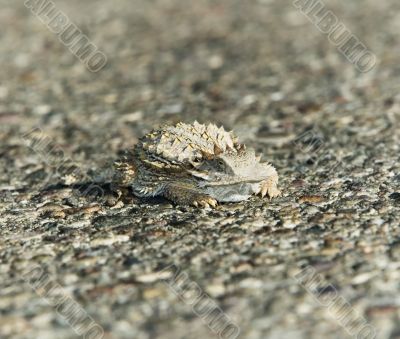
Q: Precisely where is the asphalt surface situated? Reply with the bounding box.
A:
[1,0,400,338]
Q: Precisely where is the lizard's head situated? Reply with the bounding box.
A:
[187,147,277,202]
[188,147,276,184]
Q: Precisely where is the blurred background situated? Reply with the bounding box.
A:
[1,0,400,338]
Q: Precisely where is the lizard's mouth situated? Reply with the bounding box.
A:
[201,177,266,186]
[188,169,266,186]
[188,162,277,187]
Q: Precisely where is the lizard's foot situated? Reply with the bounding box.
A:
[192,195,218,208]
[108,185,137,207]
[259,177,281,199]
[163,183,218,208]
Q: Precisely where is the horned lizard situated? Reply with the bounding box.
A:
[114,122,280,207]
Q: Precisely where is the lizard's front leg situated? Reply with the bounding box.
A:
[163,182,218,208]
[259,173,281,199]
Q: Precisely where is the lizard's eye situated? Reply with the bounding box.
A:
[191,157,202,167]
[217,159,225,169]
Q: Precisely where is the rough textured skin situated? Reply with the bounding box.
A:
[115,122,280,206]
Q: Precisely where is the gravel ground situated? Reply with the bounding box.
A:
[1,0,400,338]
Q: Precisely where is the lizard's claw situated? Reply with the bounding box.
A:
[259,179,281,199]
[192,196,218,208]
